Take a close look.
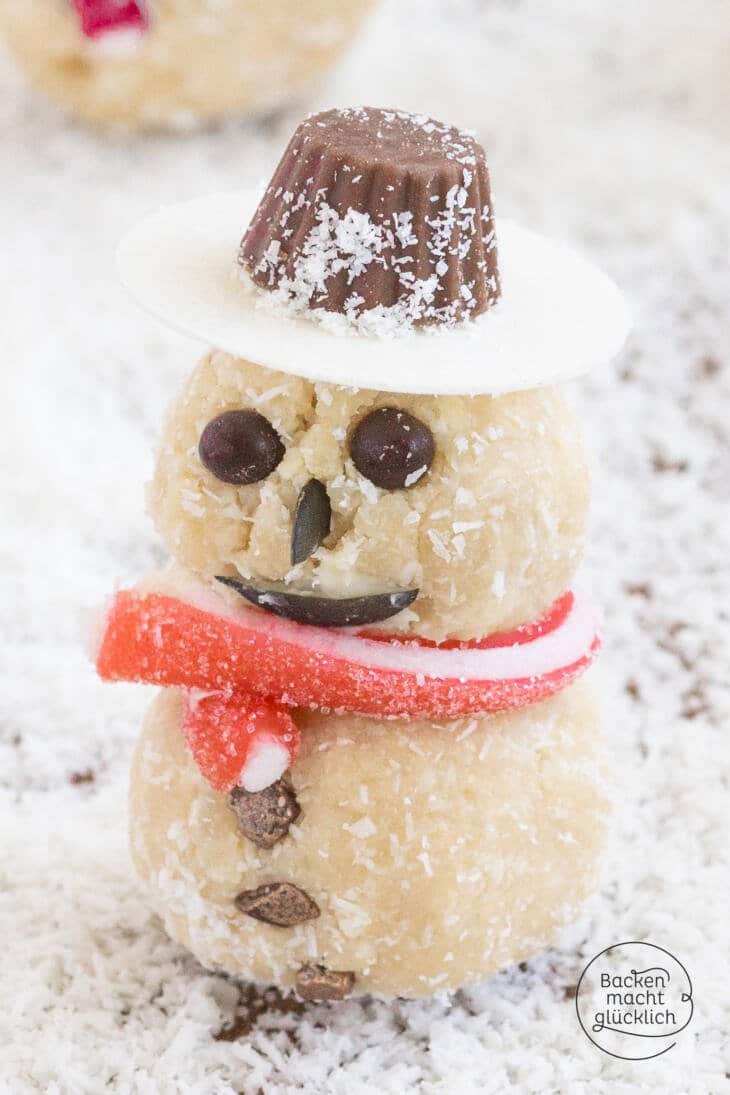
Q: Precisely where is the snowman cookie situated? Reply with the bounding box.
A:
[0,1,373,129]
[96,108,630,998]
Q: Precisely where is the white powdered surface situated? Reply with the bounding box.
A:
[1,1,729,1091]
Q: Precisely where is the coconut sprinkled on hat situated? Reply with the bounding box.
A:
[117,106,630,394]
[238,107,500,335]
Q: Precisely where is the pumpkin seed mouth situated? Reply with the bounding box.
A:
[216,575,418,629]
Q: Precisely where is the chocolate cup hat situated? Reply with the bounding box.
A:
[239,108,500,330]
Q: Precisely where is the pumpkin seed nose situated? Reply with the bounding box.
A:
[291,479,332,566]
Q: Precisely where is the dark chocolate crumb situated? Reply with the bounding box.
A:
[563,984,578,1000]
[625,678,641,701]
[651,451,689,474]
[213,982,304,1042]
[235,882,320,927]
[698,355,721,378]
[69,768,95,785]
[295,963,356,1002]
[229,778,301,849]
[681,681,710,720]
[624,581,653,599]
[656,621,694,671]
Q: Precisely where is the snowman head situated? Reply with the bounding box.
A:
[149,350,589,642]
[125,107,625,640]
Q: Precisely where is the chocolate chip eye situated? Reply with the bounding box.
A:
[349,406,435,490]
[198,409,284,485]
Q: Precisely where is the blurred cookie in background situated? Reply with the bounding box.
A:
[0,0,374,129]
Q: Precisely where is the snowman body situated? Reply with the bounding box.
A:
[123,352,605,998]
[132,681,603,999]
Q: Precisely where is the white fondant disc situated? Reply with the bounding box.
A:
[117,191,631,396]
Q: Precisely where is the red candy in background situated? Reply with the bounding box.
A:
[71,0,148,39]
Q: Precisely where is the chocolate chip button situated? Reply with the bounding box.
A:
[295,963,356,1001]
[229,779,301,849]
[350,406,435,489]
[235,882,320,927]
[199,409,284,485]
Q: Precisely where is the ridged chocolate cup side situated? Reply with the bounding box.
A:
[239,107,500,329]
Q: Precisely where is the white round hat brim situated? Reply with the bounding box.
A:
[117,190,631,396]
